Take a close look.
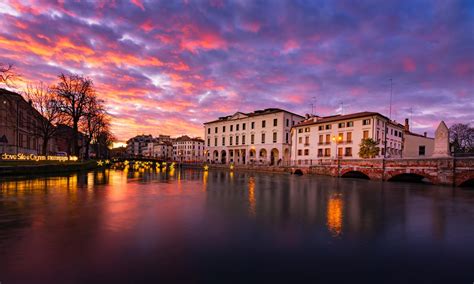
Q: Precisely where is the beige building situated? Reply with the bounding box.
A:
[173,135,205,162]
[402,118,434,158]
[291,111,404,164]
[0,88,57,155]
[204,108,305,165]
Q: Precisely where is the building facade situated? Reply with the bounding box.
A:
[173,135,205,162]
[291,112,405,164]
[204,108,305,165]
[126,134,154,157]
[402,118,434,158]
[0,88,57,155]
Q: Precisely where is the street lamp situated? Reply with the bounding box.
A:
[332,135,342,158]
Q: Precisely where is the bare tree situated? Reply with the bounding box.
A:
[80,96,107,159]
[54,73,96,157]
[450,123,474,153]
[0,63,19,87]
[23,82,65,155]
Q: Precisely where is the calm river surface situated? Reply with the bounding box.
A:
[1,168,473,283]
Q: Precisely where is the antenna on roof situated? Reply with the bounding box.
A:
[310,96,316,115]
[389,78,393,119]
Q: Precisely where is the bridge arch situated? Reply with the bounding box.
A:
[341,170,370,180]
[458,178,474,188]
[387,173,433,184]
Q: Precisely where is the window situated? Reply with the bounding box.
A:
[251,134,255,144]
[273,132,277,143]
[214,137,217,146]
[286,119,289,127]
[298,149,303,156]
[242,135,246,145]
[273,118,278,126]
[325,124,331,130]
[251,122,255,129]
[304,149,309,156]
[298,128,303,133]
[318,135,323,144]
[215,127,218,133]
[286,132,289,143]
[207,128,210,134]
[318,125,324,131]
[262,120,266,128]
[338,147,343,157]
[304,127,310,132]
[305,136,309,145]
[338,122,345,128]
[223,126,226,132]
[222,137,225,146]
[298,137,303,144]
[338,133,343,143]
[236,136,239,145]
[363,130,369,139]
[391,129,393,135]
[230,136,233,145]
[324,148,331,157]
[243,123,246,130]
[347,121,354,127]
[318,149,323,157]
[230,125,233,131]
[261,133,265,144]
[207,139,210,146]
[345,147,352,157]
[363,119,371,125]
[347,132,352,142]
[325,134,330,144]
[419,146,426,156]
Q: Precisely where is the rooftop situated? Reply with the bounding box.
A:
[204,108,304,124]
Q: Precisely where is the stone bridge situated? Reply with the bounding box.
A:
[289,157,474,187]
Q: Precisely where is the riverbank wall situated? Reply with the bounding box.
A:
[0,161,99,176]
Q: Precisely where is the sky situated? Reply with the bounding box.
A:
[0,0,473,142]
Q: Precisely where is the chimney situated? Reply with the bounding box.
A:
[424,132,427,137]
[404,118,410,132]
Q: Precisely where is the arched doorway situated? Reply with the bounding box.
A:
[249,149,256,164]
[341,171,370,180]
[259,149,267,164]
[283,148,290,165]
[220,150,227,164]
[213,150,219,163]
[270,148,279,166]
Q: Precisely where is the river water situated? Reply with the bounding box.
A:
[0,168,473,283]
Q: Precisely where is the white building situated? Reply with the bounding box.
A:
[291,111,405,164]
[402,118,434,158]
[173,135,205,162]
[204,108,305,165]
[143,141,173,160]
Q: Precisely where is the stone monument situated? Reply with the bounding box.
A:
[432,121,451,157]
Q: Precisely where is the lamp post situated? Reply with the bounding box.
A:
[332,135,343,159]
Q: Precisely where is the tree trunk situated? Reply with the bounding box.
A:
[73,119,79,158]
[42,137,49,156]
[85,139,91,160]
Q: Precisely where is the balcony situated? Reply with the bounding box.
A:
[304,143,310,146]
[318,142,324,145]
[325,141,331,145]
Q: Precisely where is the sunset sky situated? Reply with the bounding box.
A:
[0,0,473,142]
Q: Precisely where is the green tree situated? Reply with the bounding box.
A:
[358,138,380,158]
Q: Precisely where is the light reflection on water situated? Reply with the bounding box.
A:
[0,169,474,283]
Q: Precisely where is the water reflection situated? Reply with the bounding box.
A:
[248,176,256,217]
[0,169,473,283]
[326,193,343,237]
